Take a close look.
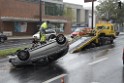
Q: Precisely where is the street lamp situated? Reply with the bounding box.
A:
[84,0,96,29]
[91,0,94,29]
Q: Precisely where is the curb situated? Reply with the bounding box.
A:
[8,36,33,40]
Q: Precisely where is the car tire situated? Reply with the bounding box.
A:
[71,36,74,38]
[56,34,66,45]
[17,50,30,61]
[15,49,21,54]
[48,34,56,40]
[0,38,5,43]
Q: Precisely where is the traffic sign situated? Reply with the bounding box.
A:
[84,0,96,2]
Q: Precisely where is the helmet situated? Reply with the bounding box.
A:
[46,21,50,24]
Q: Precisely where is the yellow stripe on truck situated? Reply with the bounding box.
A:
[73,36,98,53]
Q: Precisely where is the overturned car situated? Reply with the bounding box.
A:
[9,34,69,67]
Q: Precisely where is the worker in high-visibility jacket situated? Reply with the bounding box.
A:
[39,21,49,44]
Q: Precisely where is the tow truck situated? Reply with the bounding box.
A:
[69,22,117,53]
[9,34,69,67]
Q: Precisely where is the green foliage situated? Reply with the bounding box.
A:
[0,45,30,57]
[45,2,64,16]
[64,7,74,21]
[96,0,124,23]
[0,48,20,57]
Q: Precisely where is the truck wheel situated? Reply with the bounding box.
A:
[56,34,66,45]
[17,50,30,61]
[110,37,114,44]
[110,40,113,44]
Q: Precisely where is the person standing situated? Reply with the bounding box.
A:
[39,21,49,44]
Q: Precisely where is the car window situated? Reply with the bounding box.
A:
[75,28,81,32]
[46,29,55,34]
[0,32,2,35]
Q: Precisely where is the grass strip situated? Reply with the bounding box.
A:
[0,45,31,57]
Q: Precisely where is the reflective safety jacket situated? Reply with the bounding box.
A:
[40,22,48,29]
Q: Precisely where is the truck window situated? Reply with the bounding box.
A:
[97,26,109,30]
[106,26,109,29]
[111,26,114,30]
[97,26,104,29]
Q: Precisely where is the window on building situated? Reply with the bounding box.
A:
[17,0,40,3]
[48,23,65,33]
[14,22,27,32]
[45,2,64,16]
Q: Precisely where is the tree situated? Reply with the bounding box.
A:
[64,7,74,21]
[96,0,124,24]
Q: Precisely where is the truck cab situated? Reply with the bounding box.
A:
[95,22,116,38]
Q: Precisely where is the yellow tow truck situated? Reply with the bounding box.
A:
[70,22,117,53]
[95,22,116,38]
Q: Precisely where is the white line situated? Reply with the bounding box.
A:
[0,58,8,62]
[23,43,26,44]
[91,82,100,83]
[42,74,67,83]
[88,57,108,65]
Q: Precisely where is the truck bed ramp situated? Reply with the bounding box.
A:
[69,36,97,53]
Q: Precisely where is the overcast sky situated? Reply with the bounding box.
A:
[63,0,124,9]
[63,0,99,9]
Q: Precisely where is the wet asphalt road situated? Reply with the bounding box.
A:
[0,35,124,83]
[0,39,32,50]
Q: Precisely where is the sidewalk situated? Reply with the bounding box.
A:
[8,36,33,40]
[120,32,124,35]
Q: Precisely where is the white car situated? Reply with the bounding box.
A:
[33,29,56,40]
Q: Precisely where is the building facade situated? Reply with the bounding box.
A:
[0,0,71,36]
[64,3,85,28]
[85,9,98,28]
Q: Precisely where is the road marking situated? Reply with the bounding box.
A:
[42,74,67,83]
[107,48,113,51]
[88,57,108,66]
[0,58,8,62]
[91,82,100,83]
[23,43,26,44]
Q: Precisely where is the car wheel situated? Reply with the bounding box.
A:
[71,36,74,38]
[0,38,5,43]
[15,49,21,54]
[56,34,66,45]
[48,34,56,40]
[17,50,30,61]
